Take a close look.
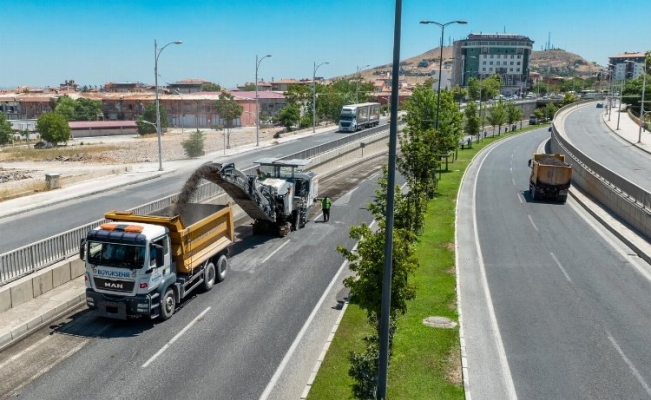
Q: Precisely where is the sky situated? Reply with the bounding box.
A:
[1,0,649,90]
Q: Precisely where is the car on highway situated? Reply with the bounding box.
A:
[596,103,604,108]
[34,141,53,149]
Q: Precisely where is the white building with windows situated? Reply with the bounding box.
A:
[452,33,534,96]
[609,52,647,81]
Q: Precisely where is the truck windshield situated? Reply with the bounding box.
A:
[340,115,353,121]
[87,241,146,269]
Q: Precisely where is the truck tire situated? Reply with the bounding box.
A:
[159,288,176,320]
[202,263,216,292]
[216,255,228,283]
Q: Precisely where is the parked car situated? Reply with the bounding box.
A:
[34,141,53,149]
[596,103,604,108]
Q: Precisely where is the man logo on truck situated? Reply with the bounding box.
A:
[104,281,125,290]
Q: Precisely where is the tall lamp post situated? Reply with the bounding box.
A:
[638,56,648,143]
[154,39,182,171]
[420,19,467,129]
[355,64,370,103]
[255,54,272,146]
[313,61,329,133]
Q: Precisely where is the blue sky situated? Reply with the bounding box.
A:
[1,0,648,90]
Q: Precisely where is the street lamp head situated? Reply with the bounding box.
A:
[173,41,183,45]
[455,20,468,25]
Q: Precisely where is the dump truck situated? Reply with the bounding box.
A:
[202,159,319,237]
[338,102,381,132]
[80,203,234,320]
[528,153,572,203]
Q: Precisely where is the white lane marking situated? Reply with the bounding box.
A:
[0,335,52,370]
[313,212,323,222]
[259,252,349,400]
[141,306,211,368]
[517,192,524,203]
[473,145,519,400]
[608,332,651,398]
[512,176,516,187]
[261,240,291,264]
[550,252,572,283]
[528,215,539,231]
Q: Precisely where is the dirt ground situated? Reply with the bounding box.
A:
[0,125,290,200]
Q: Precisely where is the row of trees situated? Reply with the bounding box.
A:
[338,79,464,398]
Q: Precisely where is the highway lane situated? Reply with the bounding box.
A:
[4,159,394,400]
[562,104,651,190]
[0,126,375,254]
[462,128,651,399]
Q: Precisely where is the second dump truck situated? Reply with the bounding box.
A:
[528,153,572,203]
[81,203,234,320]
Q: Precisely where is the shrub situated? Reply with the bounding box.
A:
[181,129,205,158]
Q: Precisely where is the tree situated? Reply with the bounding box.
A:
[277,105,300,131]
[213,91,243,147]
[481,75,502,100]
[486,101,507,135]
[73,98,103,121]
[505,101,523,128]
[136,102,170,135]
[36,112,70,145]
[54,95,76,121]
[241,83,256,91]
[181,129,205,158]
[0,113,13,145]
[202,82,221,92]
[544,102,558,120]
[464,100,481,139]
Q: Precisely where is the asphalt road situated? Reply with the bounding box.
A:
[460,128,651,399]
[0,127,370,254]
[563,105,651,190]
[1,157,394,400]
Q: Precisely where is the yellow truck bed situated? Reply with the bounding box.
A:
[531,154,572,186]
[105,203,234,274]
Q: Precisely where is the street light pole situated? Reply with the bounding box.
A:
[154,39,182,171]
[638,56,648,143]
[355,64,370,103]
[313,61,329,133]
[420,20,467,129]
[255,54,272,147]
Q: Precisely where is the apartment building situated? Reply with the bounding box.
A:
[609,52,647,81]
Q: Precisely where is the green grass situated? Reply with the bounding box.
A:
[308,125,542,399]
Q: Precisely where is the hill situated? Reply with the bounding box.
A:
[337,46,603,84]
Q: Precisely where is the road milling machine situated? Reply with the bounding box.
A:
[203,158,319,236]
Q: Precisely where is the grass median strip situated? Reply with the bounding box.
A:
[307,125,543,399]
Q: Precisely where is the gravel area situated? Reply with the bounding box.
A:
[0,125,288,199]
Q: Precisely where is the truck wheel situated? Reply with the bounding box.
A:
[216,255,228,283]
[203,263,216,292]
[159,288,176,320]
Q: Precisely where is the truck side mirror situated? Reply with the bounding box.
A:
[79,239,86,260]
[528,159,532,167]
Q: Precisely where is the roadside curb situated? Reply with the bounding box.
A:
[600,110,651,157]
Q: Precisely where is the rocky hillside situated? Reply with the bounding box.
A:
[340,46,602,83]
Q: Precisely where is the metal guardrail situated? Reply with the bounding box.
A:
[0,125,393,286]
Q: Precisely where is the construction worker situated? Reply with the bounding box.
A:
[321,195,331,222]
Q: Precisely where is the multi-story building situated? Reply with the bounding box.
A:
[609,52,647,81]
[452,33,534,96]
